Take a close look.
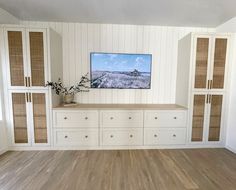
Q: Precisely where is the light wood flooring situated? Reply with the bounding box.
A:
[0,149,236,190]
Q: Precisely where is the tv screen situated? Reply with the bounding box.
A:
[90,53,152,89]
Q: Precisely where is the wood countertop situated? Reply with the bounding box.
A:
[53,104,187,110]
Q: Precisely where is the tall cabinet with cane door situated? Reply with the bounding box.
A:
[2,26,62,147]
[176,33,231,146]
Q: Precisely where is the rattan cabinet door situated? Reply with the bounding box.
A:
[194,38,210,90]
[211,38,227,89]
[11,93,29,144]
[31,93,48,144]
[28,31,46,87]
[208,95,223,141]
[191,94,207,142]
[7,30,27,87]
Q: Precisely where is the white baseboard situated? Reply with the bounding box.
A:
[8,144,225,151]
[0,148,8,155]
[225,145,236,154]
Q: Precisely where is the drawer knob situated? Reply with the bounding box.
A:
[85,135,88,138]
[130,134,133,138]
[64,117,68,120]
[85,117,88,120]
[154,134,158,138]
[129,117,132,120]
[64,135,68,138]
[173,134,176,137]
[174,117,177,119]
[110,135,114,138]
[110,117,114,120]
[155,117,158,120]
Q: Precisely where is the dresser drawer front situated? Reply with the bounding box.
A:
[102,129,143,146]
[101,111,143,128]
[144,111,187,127]
[54,111,98,128]
[144,128,186,145]
[55,129,99,146]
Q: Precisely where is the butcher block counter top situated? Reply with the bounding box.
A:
[53,104,187,110]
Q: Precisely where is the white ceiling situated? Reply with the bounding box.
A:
[0,0,235,27]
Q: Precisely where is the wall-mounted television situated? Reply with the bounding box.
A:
[90,53,152,89]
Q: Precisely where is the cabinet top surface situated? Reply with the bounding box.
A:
[53,104,187,110]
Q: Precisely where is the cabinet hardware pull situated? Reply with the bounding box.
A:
[29,93,31,102]
[28,77,31,87]
[174,117,177,119]
[65,135,68,138]
[25,77,28,87]
[129,117,132,120]
[110,135,113,138]
[130,135,133,138]
[155,117,158,120]
[173,134,176,137]
[85,117,88,120]
[154,134,157,138]
[26,93,28,102]
[110,117,113,120]
[209,95,212,104]
[85,135,88,138]
[64,117,68,120]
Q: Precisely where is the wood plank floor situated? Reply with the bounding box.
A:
[0,149,236,190]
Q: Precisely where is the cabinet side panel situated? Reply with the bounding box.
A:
[49,28,63,107]
[176,34,192,107]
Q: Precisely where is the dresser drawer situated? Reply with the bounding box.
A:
[144,111,187,127]
[101,111,143,128]
[55,129,99,146]
[54,111,98,128]
[102,129,143,146]
[144,128,186,145]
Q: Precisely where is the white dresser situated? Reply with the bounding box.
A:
[53,104,187,149]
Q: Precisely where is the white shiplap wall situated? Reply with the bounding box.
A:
[22,21,215,104]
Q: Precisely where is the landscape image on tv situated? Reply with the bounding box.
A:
[90,53,152,89]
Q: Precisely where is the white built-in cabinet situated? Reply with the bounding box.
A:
[1,26,62,147]
[176,33,231,145]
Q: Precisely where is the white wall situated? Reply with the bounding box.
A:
[0,7,19,24]
[22,21,214,104]
[217,18,236,153]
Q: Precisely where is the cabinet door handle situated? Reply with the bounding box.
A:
[25,77,28,87]
[130,134,133,138]
[64,117,68,120]
[110,135,114,138]
[129,117,132,120]
[154,134,158,138]
[26,93,28,102]
[110,117,114,120]
[155,117,158,120]
[64,135,68,138]
[85,135,88,138]
[85,117,88,120]
[173,134,176,137]
[29,93,32,102]
[174,117,177,119]
[28,77,31,87]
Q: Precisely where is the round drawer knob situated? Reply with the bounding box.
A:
[110,135,114,138]
[154,134,158,138]
[130,134,133,138]
[174,117,177,119]
[64,117,68,120]
[64,135,68,138]
[110,117,114,120]
[173,134,176,137]
[85,117,88,120]
[85,135,88,138]
[129,117,132,120]
[155,117,158,120]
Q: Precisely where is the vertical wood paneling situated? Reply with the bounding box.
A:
[22,21,215,104]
